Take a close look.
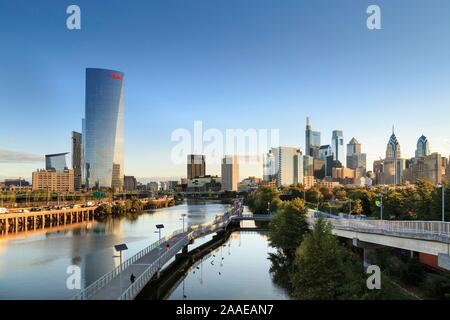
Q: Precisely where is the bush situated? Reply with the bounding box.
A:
[423,273,450,299]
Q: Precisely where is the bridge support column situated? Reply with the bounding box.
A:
[438,253,450,271]
[352,238,383,270]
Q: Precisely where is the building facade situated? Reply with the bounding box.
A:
[403,153,442,185]
[45,153,69,171]
[124,175,137,191]
[187,154,206,179]
[72,131,83,190]
[84,68,124,191]
[331,130,345,166]
[305,117,321,157]
[221,155,239,191]
[32,169,74,192]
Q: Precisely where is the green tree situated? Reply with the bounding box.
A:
[247,186,280,214]
[290,217,344,299]
[268,199,309,258]
[352,199,363,215]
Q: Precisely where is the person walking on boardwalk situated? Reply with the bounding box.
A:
[130,273,136,283]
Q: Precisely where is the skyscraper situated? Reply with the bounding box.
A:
[187,154,206,179]
[263,151,276,182]
[221,156,239,191]
[415,135,430,159]
[267,147,303,187]
[45,153,69,171]
[72,131,82,190]
[331,130,345,166]
[346,138,366,171]
[305,117,321,157]
[84,68,124,191]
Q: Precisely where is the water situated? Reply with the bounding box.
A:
[0,201,229,299]
[166,231,290,300]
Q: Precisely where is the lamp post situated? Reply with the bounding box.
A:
[113,243,128,295]
[438,184,445,222]
[267,201,270,214]
[155,224,165,268]
[180,214,187,232]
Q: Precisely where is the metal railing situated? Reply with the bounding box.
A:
[118,234,190,300]
[308,215,450,242]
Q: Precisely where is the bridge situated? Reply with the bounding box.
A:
[71,199,244,300]
[71,204,450,300]
[0,206,96,235]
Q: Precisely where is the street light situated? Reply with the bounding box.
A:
[438,184,445,222]
[113,243,128,295]
[180,214,187,232]
[267,201,270,214]
[155,224,165,268]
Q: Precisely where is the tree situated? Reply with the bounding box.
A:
[290,217,345,299]
[268,199,309,258]
[247,186,280,214]
[352,199,363,215]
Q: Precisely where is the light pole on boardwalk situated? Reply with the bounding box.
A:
[155,224,165,269]
[114,243,128,296]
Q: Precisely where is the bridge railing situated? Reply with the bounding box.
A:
[118,235,190,300]
[309,216,450,239]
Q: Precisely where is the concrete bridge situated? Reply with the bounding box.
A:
[0,206,96,235]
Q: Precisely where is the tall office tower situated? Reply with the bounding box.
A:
[305,117,321,157]
[221,155,239,191]
[404,153,442,185]
[84,68,125,191]
[415,135,430,159]
[187,154,206,179]
[303,155,314,177]
[376,128,404,185]
[263,150,276,182]
[270,147,303,187]
[45,153,69,171]
[72,131,82,190]
[346,138,367,172]
[331,130,345,166]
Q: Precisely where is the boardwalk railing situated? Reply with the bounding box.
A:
[308,215,450,242]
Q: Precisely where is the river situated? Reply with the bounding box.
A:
[0,201,289,300]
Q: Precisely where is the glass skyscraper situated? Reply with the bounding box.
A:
[45,153,69,171]
[84,68,124,191]
[331,130,345,166]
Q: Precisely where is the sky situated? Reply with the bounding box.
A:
[1,0,450,181]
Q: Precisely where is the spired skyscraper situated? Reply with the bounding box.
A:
[305,117,321,157]
[415,135,430,159]
[83,68,125,191]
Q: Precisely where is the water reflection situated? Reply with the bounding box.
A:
[166,231,291,300]
[0,201,228,299]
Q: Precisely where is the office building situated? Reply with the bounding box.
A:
[305,117,321,157]
[263,151,276,182]
[124,175,137,191]
[265,147,303,187]
[72,131,82,190]
[84,68,125,191]
[331,130,345,166]
[32,169,74,192]
[403,153,442,185]
[221,155,239,191]
[346,138,367,177]
[303,155,314,177]
[187,154,206,179]
[415,135,430,159]
[237,177,262,193]
[45,153,69,171]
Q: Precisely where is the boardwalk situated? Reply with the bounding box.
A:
[72,199,244,300]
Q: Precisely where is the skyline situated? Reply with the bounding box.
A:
[2,0,450,180]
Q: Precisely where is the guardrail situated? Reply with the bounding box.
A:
[118,234,190,300]
[308,216,450,242]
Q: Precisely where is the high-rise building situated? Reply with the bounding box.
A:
[187,154,206,179]
[72,131,82,190]
[415,135,430,159]
[124,175,137,191]
[403,153,442,185]
[84,68,124,191]
[45,153,69,171]
[221,155,239,191]
[374,128,405,185]
[346,138,366,173]
[265,147,303,187]
[32,169,74,192]
[263,151,276,182]
[303,155,314,177]
[331,130,345,166]
[305,117,321,157]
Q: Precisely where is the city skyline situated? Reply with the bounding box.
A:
[2,0,450,180]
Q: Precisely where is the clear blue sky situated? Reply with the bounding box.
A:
[1,0,450,180]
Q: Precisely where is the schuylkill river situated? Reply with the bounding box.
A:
[0,201,289,300]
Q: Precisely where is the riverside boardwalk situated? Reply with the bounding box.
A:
[72,199,244,300]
